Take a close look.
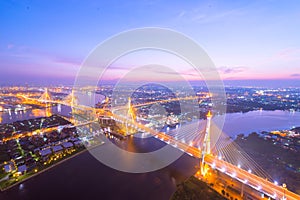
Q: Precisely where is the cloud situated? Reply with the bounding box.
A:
[177,10,186,18]
[7,44,14,49]
[217,66,248,74]
[260,48,300,65]
[4,44,82,68]
[290,73,300,77]
[176,3,247,25]
[276,48,300,61]
[51,55,82,66]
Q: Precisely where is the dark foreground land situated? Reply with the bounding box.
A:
[235,132,300,194]
[170,176,226,200]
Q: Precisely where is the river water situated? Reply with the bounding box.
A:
[219,110,300,137]
[0,108,299,200]
[0,104,72,124]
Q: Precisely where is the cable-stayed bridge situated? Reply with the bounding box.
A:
[16,89,300,200]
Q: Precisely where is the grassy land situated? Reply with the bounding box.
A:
[170,176,226,200]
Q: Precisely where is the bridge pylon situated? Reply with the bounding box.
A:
[200,111,212,176]
[127,97,136,123]
[64,90,77,107]
[124,97,137,135]
[39,88,52,102]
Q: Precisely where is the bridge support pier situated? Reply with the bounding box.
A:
[241,182,244,198]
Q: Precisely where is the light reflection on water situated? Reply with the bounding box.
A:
[0,105,72,124]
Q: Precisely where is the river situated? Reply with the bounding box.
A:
[220,110,300,137]
[0,109,299,200]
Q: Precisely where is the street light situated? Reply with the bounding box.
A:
[221,167,226,172]
[257,185,261,190]
[212,163,216,169]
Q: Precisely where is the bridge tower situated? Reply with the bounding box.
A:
[64,90,77,107]
[204,110,212,154]
[102,96,110,110]
[127,97,136,123]
[200,111,212,175]
[38,88,52,116]
[39,88,52,102]
[124,97,136,135]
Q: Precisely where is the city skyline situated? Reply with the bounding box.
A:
[1,0,300,86]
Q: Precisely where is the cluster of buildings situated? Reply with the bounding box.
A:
[96,85,300,124]
[262,128,300,152]
[2,139,79,178]
[0,115,83,187]
[225,87,300,113]
[0,115,70,142]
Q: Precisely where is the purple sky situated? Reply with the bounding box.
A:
[1,1,300,86]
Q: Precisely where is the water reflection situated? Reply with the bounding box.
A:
[45,106,52,117]
[0,105,71,124]
[32,109,46,118]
